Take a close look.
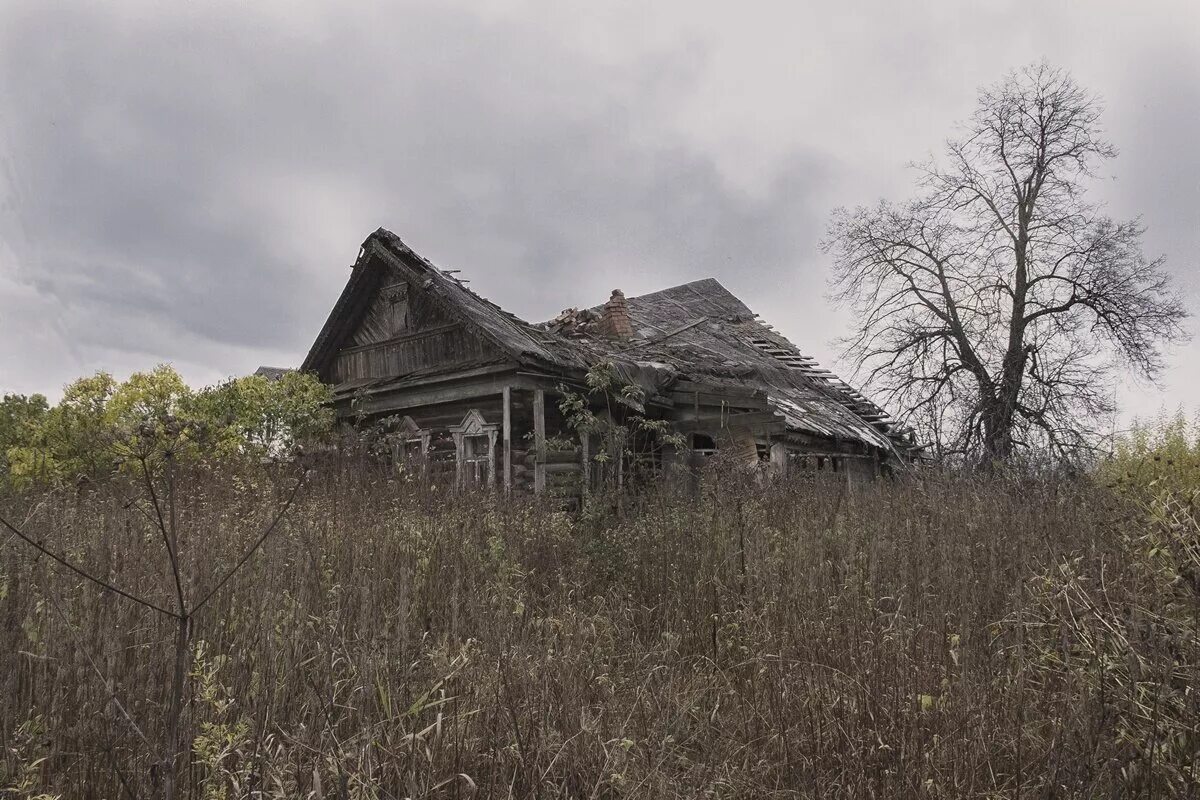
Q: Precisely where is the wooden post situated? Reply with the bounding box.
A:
[580,429,590,500]
[502,386,512,493]
[452,431,464,489]
[487,429,497,488]
[533,388,546,495]
[770,441,787,479]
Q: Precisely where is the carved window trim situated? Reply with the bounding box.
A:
[391,416,431,479]
[396,415,430,457]
[449,409,499,488]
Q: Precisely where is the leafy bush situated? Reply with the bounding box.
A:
[1100,409,1200,497]
[1,367,332,489]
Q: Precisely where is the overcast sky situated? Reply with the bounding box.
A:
[1,0,1197,424]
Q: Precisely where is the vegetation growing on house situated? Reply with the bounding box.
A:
[556,361,687,491]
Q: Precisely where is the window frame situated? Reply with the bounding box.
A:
[449,409,499,489]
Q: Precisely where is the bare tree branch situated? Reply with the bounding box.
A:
[191,471,308,613]
[824,62,1189,465]
[0,513,180,619]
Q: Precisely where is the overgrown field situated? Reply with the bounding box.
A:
[1,462,1197,798]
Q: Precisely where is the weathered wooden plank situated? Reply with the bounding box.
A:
[502,386,512,493]
[664,390,769,409]
[533,389,546,495]
[335,363,529,398]
[674,420,787,436]
[522,449,579,465]
[671,381,766,402]
[784,450,879,459]
[671,410,785,430]
[339,370,525,416]
[770,441,787,478]
[333,324,501,383]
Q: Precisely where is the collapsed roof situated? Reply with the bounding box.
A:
[302,228,916,458]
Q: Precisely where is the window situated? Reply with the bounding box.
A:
[382,282,410,335]
[449,409,499,489]
[461,434,491,486]
[691,433,717,457]
[400,439,425,462]
[391,416,430,478]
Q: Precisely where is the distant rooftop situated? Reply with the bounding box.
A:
[253,366,291,381]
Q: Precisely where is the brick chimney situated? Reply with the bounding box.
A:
[599,289,633,339]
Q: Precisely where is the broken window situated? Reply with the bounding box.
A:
[691,432,717,456]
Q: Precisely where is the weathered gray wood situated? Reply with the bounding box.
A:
[502,386,512,493]
[782,450,878,460]
[334,362,514,395]
[333,323,498,383]
[522,449,579,465]
[350,280,411,346]
[580,432,590,499]
[533,389,546,495]
[671,381,765,403]
[705,410,782,429]
[665,390,768,409]
[620,317,708,351]
[770,441,787,478]
[341,322,458,355]
[487,429,498,488]
[673,413,786,434]
[304,230,914,470]
[344,373,519,417]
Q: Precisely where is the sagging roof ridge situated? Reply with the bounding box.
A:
[303,228,588,376]
[305,228,913,454]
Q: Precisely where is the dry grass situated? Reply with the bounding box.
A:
[1,459,1196,798]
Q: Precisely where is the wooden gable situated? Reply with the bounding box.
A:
[328,264,504,385]
[348,267,454,347]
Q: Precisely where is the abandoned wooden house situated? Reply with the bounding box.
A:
[300,228,919,495]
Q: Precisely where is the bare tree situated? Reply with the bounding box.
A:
[824,63,1188,464]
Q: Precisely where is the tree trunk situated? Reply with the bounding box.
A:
[980,401,1015,464]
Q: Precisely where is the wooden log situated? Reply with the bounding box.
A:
[523,449,579,465]
[547,473,583,489]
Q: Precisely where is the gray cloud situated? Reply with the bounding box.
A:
[1,0,1196,424]
[0,1,829,386]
